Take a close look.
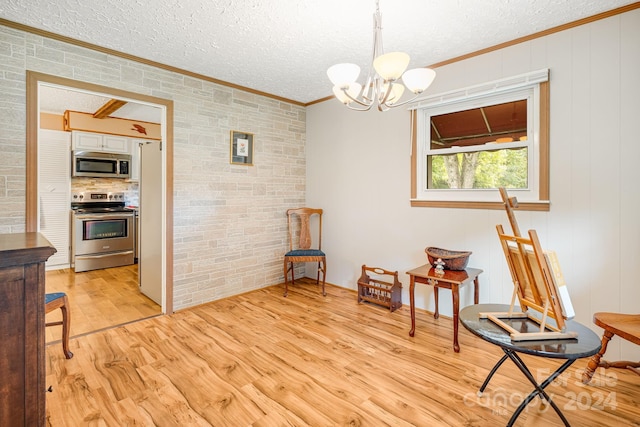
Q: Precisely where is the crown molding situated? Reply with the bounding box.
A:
[0,18,305,107]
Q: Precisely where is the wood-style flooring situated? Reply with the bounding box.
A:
[45,278,640,426]
[45,264,161,344]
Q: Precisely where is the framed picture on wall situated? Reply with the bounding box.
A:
[230,130,254,165]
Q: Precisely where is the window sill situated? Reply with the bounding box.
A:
[410,199,550,211]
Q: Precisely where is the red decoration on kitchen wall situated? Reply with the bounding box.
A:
[132,124,147,135]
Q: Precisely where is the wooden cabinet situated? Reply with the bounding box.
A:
[72,131,129,154]
[0,233,56,426]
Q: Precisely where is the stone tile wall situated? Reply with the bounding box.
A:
[0,24,306,309]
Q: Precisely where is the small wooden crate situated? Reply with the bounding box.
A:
[357,265,402,312]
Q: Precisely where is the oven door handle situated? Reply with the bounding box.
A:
[74,214,133,220]
[75,251,134,259]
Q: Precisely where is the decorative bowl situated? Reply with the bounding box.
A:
[425,247,472,271]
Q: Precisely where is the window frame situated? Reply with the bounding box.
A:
[410,70,550,211]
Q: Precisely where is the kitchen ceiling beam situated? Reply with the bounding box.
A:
[93,99,127,119]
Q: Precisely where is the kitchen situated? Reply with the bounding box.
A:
[38,83,165,340]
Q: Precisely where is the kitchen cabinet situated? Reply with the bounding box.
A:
[72,130,129,154]
[38,129,71,270]
[103,135,129,153]
[0,233,56,427]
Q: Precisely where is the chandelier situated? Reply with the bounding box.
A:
[327,0,436,112]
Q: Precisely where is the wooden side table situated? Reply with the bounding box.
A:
[407,264,482,352]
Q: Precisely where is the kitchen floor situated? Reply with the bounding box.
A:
[44,264,161,345]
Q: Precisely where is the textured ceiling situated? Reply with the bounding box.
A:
[39,85,162,122]
[2,0,637,104]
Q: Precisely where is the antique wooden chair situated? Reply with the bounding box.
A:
[283,208,326,297]
[582,312,640,384]
[45,292,73,359]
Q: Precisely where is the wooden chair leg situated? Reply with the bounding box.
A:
[283,259,290,297]
[59,296,73,359]
[320,260,326,297]
[582,330,614,384]
[289,262,296,286]
[45,295,74,359]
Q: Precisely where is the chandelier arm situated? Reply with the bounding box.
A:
[341,87,374,108]
[370,76,385,103]
[381,91,423,109]
[346,103,374,112]
[362,75,376,103]
[377,79,399,106]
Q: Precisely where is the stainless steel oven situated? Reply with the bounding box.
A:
[71,192,135,272]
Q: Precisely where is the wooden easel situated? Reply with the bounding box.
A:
[480,188,577,341]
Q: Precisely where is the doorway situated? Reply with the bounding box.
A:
[26,71,174,337]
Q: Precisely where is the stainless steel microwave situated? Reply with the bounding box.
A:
[72,151,131,179]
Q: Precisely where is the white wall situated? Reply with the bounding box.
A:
[307,9,640,360]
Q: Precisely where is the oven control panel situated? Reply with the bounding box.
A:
[72,192,125,203]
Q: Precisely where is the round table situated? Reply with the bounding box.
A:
[460,303,601,426]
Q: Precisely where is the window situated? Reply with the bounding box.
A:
[410,70,550,211]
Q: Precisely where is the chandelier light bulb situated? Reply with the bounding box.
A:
[373,52,410,81]
[333,83,363,104]
[327,63,361,88]
[380,82,405,105]
[385,83,405,105]
[402,68,437,94]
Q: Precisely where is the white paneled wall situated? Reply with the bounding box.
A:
[306,9,640,360]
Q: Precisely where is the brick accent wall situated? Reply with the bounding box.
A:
[0,24,306,309]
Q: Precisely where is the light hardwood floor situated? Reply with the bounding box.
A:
[45,278,639,426]
[45,264,161,345]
